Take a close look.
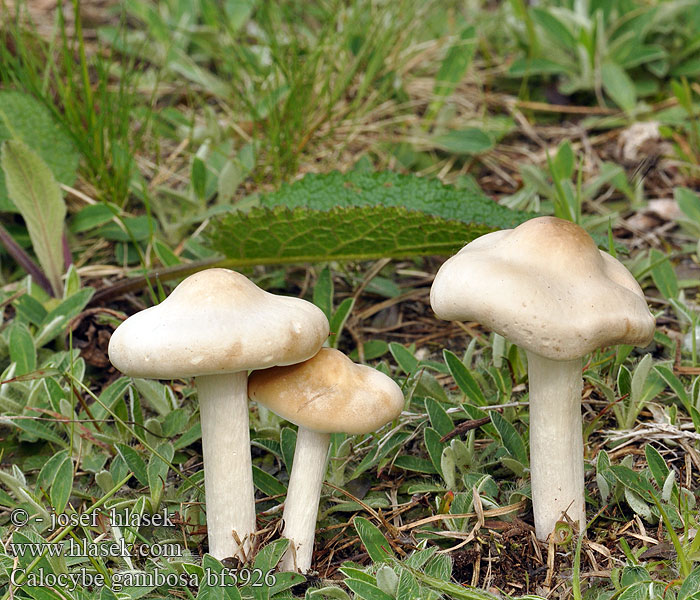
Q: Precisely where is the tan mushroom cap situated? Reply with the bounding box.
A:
[248,348,404,434]
[108,268,330,378]
[430,217,655,361]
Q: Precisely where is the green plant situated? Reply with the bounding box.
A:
[507,0,700,111]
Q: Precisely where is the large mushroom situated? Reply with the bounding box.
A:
[430,217,655,540]
[108,268,329,561]
[248,348,404,573]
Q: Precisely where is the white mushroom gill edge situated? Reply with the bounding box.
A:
[196,372,257,561]
[278,427,331,573]
[526,352,586,540]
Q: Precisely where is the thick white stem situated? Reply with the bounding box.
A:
[526,352,586,541]
[279,428,331,573]
[197,372,256,561]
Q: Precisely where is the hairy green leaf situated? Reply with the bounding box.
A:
[210,206,493,265]
[1,140,66,296]
[0,91,78,212]
[258,171,531,226]
[209,172,532,265]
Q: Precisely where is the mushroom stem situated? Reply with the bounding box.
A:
[526,352,586,540]
[279,428,331,573]
[197,372,256,561]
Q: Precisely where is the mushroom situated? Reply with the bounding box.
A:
[248,348,404,573]
[430,217,655,540]
[108,268,329,561]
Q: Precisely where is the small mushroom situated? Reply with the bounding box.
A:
[248,348,404,573]
[108,268,329,561]
[430,217,655,540]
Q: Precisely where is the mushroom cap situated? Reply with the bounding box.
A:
[248,348,404,434]
[108,268,330,378]
[430,217,655,361]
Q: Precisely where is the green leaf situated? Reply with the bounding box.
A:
[678,565,700,600]
[433,128,493,155]
[553,141,575,180]
[258,170,531,225]
[1,139,66,296]
[148,441,174,506]
[50,455,73,513]
[210,204,507,265]
[531,7,577,50]
[280,427,297,472]
[115,443,149,487]
[198,555,241,600]
[601,62,637,111]
[209,170,533,266]
[252,465,287,496]
[508,57,570,77]
[69,203,116,233]
[254,538,289,572]
[443,350,487,406]
[329,297,354,348]
[644,445,670,490]
[424,427,446,477]
[345,579,395,600]
[676,188,700,224]
[313,265,333,320]
[36,450,69,493]
[390,342,419,374]
[425,397,454,437]
[354,516,394,562]
[648,248,678,300]
[0,90,78,212]
[427,26,476,120]
[609,465,656,498]
[654,365,691,412]
[490,412,528,466]
[9,321,36,375]
[393,455,437,473]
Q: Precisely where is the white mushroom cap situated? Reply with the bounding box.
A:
[430,217,655,361]
[108,268,330,378]
[248,348,404,434]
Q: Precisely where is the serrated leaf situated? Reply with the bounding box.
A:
[257,171,530,228]
[1,139,66,296]
[0,90,78,211]
[354,516,394,562]
[217,164,529,265]
[209,204,502,265]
